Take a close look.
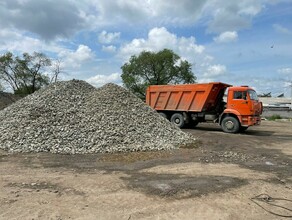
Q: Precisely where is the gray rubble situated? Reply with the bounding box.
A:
[0,80,195,154]
[0,92,23,110]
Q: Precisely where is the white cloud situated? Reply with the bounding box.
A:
[273,24,292,35]
[59,45,95,68]
[0,30,41,53]
[86,73,121,87]
[1,0,289,98]
[200,55,214,67]
[203,64,227,77]
[278,67,292,75]
[0,0,282,41]
[0,0,86,40]
[214,31,238,43]
[144,0,207,24]
[98,31,121,44]
[0,29,56,53]
[102,45,117,53]
[238,4,262,16]
[88,0,266,32]
[205,0,264,33]
[118,27,230,84]
[119,27,204,62]
[87,0,207,27]
[91,0,150,25]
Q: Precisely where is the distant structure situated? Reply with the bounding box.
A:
[277,93,284,98]
[258,92,271,97]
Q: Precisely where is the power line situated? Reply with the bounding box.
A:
[250,194,292,218]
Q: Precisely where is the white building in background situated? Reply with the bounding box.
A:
[260,97,291,109]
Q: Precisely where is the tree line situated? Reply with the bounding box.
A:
[1,49,196,98]
[121,49,196,99]
[0,52,61,95]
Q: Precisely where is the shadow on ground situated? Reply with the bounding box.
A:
[122,173,247,199]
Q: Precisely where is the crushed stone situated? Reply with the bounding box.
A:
[0,80,195,154]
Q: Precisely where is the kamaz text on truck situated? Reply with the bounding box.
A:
[146,82,263,133]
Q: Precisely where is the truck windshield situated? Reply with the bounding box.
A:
[248,90,259,101]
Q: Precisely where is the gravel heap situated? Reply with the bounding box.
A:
[0,80,195,154]
[0,92,23,110]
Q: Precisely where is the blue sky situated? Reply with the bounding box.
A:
[0,0,292,96]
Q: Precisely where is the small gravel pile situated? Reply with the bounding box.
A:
[0,80,195,154]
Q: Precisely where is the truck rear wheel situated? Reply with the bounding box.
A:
[170,113,185,128]
[189,120,199,128]
[221,116,240,133]
[159,112,168,119]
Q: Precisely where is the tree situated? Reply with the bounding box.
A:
[121,49,196,99]
[0,52,51,95]
[50,58,63,83]
[0,81,3,91]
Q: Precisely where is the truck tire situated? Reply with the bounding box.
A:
[239,126,248,132]
[159,112,168,119]
[221,116,240,133]
[188,120,199,128]
[170,113,185,128]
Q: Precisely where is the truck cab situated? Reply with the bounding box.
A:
[220,86,262,133]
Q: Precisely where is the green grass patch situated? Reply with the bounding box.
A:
[266,114,282,121]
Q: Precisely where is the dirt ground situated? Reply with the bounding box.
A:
[0,121,291,220]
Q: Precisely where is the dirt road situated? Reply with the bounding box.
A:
[0,121,291,220]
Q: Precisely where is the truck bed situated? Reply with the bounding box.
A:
[146,82,230,112]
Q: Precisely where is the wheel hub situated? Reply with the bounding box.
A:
[225,121,234,130]
[175,118,180,124]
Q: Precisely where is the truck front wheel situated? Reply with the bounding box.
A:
[171,113,185,128]
[239,126,248,132]
[221,116,240,133]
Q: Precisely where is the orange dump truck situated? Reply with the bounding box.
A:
[146,82,262,133]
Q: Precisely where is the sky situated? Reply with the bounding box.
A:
[0,0,292,97]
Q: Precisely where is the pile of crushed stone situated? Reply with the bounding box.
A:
[0,92,23,110]
[0,80,195,154]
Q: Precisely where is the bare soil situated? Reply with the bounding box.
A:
[1,121,291,220]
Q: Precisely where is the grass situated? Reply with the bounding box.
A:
[266,114,282,121]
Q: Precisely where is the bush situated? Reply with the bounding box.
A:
[266,114,282,121]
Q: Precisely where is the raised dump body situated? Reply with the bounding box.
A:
[146,82,230,112]
[146,82,262,133]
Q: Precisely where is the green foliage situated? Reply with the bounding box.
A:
[266,114,282,121]
[121,49,196,99]
[0,52,51,95]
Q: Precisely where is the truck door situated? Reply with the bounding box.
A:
[228,90,251,115]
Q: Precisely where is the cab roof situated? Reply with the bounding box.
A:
[229,86,254,91]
